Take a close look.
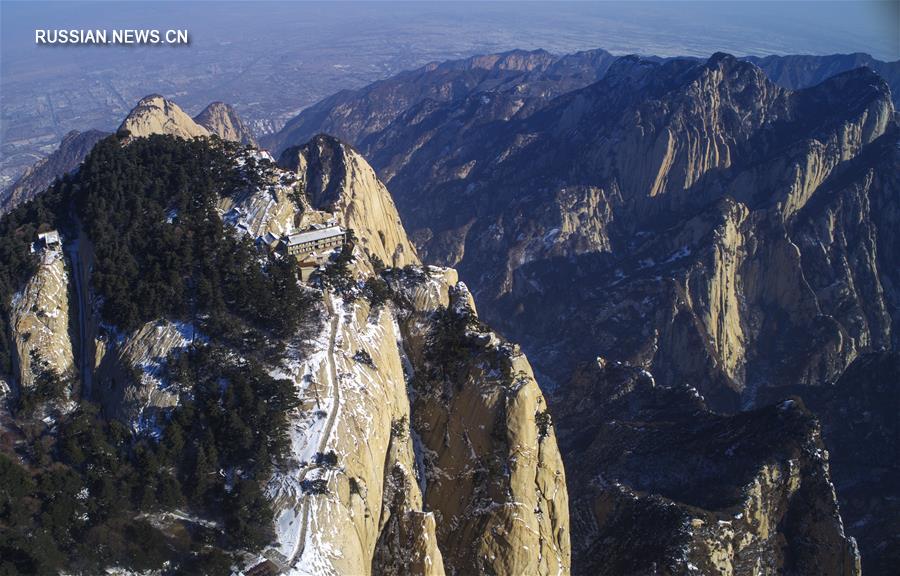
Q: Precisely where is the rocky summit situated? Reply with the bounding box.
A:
[194,101,259,147]
[0,97,567,575]
[118,94,212,140]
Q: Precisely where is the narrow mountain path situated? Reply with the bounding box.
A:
[67,218,95,397]
[290,291,341,567]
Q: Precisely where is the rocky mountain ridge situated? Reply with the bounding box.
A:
[1,48,897,575]
[267,50,899,574]
[0,129,108,216]
[7,47,895,218]
[0,102,568,575]
[555,359,861,575]
[262,48,619,155]
[266,49,899,160]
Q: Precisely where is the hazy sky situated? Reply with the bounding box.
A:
[2,1,898,63]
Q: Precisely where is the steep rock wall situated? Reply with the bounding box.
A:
[9,249,76,407]
[390,270,570,575]
[279,136,419,268]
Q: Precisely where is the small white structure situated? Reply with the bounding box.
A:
[37,230,61,249]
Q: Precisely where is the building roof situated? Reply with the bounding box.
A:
[286,225,345,246]
[38,230,61,245]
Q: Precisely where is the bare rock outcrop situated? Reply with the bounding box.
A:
[264,260,569,576]
[118,95,210,140]
[225,151,566,575]
[194,101,258,146]
[265,290,442,575]
[387,268,570,575]
[94,320,199,431]
[8,249,76,408]
[278,135,419,268]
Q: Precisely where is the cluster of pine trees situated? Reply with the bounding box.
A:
[0,134,318,573]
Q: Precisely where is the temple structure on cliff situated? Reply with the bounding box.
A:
[283,225,346,258]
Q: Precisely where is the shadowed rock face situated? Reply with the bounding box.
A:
[746,53,900,106]
[756,352,900,576]
[553,360,861,576]
[0,130,108,216]
[263,48,618,156]
[267,49,900,164]
[343,54,898,412]
[816,353,900,576]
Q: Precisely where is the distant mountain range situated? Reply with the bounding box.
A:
[263,49,900,156]
[265,48,899,574]
[6,49,897,218]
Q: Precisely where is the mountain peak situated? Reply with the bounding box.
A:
[279,134,419,268]
[792,64,894,130]
[119,94,210,139]
[193,101,257,146]
[707,51,737,66]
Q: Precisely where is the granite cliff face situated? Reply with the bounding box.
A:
[277,53,897,408]
[118,94,211,140]
[230,140,566,575]
[264,263,569,576]
[385,271,570,575]
[5,249,76,415]
[194,101,259,146]
[269,51,898,573]
[278,136,419,268]
[0,104,568,574]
